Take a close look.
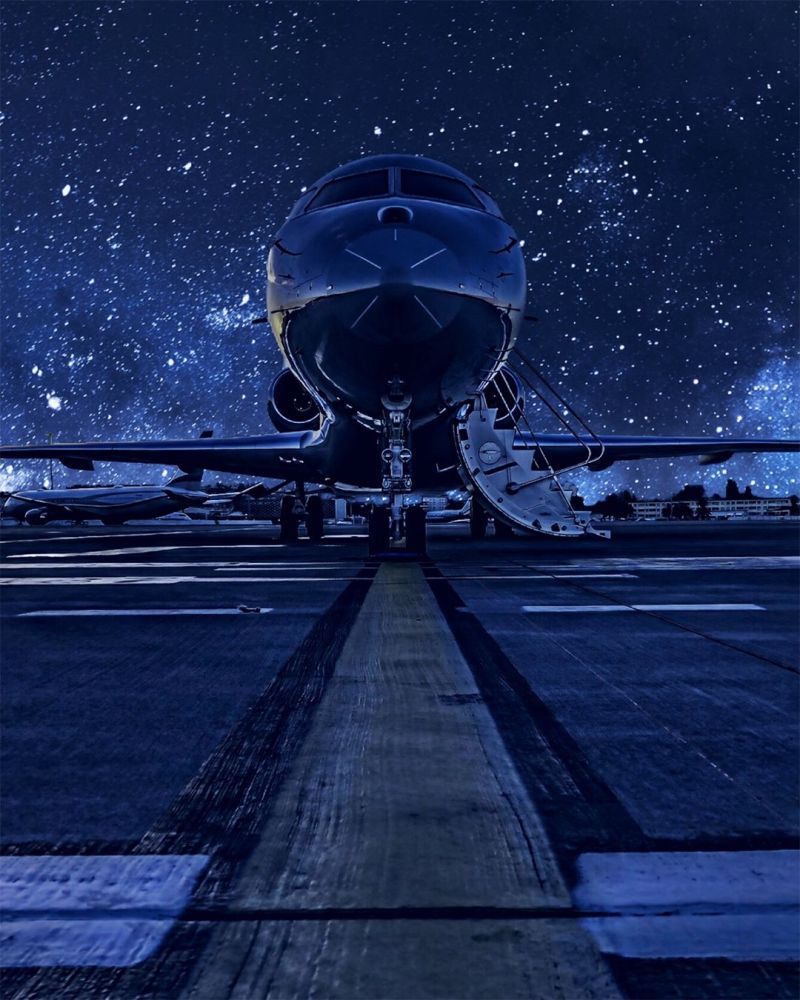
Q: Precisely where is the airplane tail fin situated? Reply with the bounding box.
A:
[167,429,214,487]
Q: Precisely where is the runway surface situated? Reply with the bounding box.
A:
[1,520,798,999]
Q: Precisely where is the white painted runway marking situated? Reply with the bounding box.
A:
[522,603,765,613]
[582,912,799,960]
[7,546,188,558]
[437,556,797,575]
[1,575,360,586]
[1,562,344,570]
[5,545,303,559]
[1,572,629,585]
[0,533,196,547]
[18,608,274,618]
[520,556,800,573]
[553,573,638,579]
[576,850,800,960]
[0,854,208,968]
[430,573,638,581]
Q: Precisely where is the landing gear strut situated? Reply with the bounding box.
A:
[368,378,427,556]
[368,505,391,556]
[404,505,427,555]
[493,518,514,539]
[279,494,299,542]
[469,499,488,539]
[280,484,325,542]
[306,494,324,541]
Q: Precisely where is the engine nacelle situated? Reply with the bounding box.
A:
[267,369,322,433]
[482,369,524,430]
[24,508,50,526]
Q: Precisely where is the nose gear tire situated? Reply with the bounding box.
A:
[404,506,427,555]
[368,506,391,556]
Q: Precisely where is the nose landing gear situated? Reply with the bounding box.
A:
[367,505,391,555]
[404,505,427,554]
[367,503,427,557]
[367,379,427,558]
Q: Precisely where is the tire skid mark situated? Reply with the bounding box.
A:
[3,566,376,1000]
[423,564,644,866]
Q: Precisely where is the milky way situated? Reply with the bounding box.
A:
[1,1,797,500]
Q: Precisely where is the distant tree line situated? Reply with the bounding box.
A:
[579,478,800,521]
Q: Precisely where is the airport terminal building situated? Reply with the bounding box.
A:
[632,495,797,519]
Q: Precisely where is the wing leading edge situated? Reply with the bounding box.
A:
[515,433,800,471]
[0,429,328,481]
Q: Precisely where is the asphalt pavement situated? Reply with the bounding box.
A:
[0,519,798,999]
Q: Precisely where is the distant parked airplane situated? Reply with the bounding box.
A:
[1,472,265,526]
[426,500,471,523]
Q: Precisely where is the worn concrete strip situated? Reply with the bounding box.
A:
[184,563,616,999]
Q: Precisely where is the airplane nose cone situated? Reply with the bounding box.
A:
[328,227,461,342]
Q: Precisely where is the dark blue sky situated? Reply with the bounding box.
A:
[1,1,797,498]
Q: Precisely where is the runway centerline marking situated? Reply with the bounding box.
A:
[0,854,208,968]
[522,603,765,613]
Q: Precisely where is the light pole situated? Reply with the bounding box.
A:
[47,432,54,489]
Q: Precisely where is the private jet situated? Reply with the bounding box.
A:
[2,154,797,551]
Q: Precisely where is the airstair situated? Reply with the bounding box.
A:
[454,350,610,539]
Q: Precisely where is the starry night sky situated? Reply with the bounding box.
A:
[1,1,797,500]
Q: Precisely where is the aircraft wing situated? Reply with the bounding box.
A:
[0,429,329,481]
[517,433,800,471]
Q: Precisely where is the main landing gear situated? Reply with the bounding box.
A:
[279,485,325,542]
[469,500,488,539]
[469,498,514,540]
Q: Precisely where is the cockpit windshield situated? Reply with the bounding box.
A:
[399,169,483,208]
[306,170,390,210]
